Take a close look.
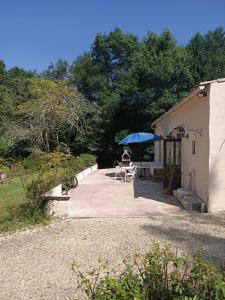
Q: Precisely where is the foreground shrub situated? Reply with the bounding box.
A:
[75,244,225,300]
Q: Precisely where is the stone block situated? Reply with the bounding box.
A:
[45,197,70,217]
[180,196,201,212]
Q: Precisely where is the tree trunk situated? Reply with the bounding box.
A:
[42,130,50,153]
[56,132,59,145]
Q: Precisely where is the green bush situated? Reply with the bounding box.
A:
[45,151,71,168]
[25,153,96,203]
[56,142,71,154]
[0,157,16,167]
[76,244,225,300]
[26,169,60,205]
[22,150,71,171]
[0,157,23,176]
[0,164,10,176]
[22,151,96,174]
[79,154,96,167]
[64,154,96,174]
[61,168,78,194]
[70,156,86,172]
[0,202,50,233]
[22,149,45,171]
[1,152,96,232]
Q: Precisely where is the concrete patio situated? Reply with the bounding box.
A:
[68,168,187,217]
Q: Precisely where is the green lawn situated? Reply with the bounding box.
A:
[0,176,26,213]
[0,168,63,214]
[0,171,39,217]
[0,173,50,233]
[0,154,95,232]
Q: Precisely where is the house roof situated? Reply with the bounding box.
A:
[199,78,225,85]
[151,78,225,129]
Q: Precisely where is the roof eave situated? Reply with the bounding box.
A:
[151,78,225,129]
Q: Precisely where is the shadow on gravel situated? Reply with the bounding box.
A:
[141,216,225,267]
[187,213,225,226]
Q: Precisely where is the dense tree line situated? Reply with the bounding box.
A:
[0,27,225,166]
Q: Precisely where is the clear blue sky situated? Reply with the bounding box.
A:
[1,0,225,72]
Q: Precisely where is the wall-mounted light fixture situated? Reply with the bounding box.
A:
[197,85,207,98]
[179,126,189,139]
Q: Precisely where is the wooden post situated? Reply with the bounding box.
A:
[163,139,167,189]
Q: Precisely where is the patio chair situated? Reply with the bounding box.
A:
[114,165,125,181]
[125,166,138,182]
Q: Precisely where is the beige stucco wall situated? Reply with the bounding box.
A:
[154,92,209,203]
[208,82,225,213]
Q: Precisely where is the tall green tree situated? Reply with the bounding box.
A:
[15,78,86,152]
[0,61,9,131]
[1,26,225,164]
[42,59,69,81]
[70,29,194,164]
[0,65,34,156]
[187,27,225,83]
[129,30,194,123]
[69,28,140,163]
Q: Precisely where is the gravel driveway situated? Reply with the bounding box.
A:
[0,213,225,299]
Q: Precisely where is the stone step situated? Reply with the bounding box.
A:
[179,196,202,212]
[176,187,195,197]
[173,188,207,212]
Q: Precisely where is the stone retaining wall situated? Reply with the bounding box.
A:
[45,164,98,217]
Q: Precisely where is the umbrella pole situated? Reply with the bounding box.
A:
[139,144,143,177]
[139,144,141,162]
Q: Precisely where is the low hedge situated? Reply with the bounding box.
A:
[25,153,96,204]
[22,149,71,170]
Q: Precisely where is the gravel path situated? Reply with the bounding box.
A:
[0,213,225,299]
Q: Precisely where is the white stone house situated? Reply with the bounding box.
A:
[152,78,225,213]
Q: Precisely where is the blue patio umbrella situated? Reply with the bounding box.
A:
[118,132,162,145]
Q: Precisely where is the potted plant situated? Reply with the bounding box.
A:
[61,169,78,195]
[165,162,179,195]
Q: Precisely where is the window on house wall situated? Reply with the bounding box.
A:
[192,141,196,155]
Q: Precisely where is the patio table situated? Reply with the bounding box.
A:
[149,162,163,181]
[137,166,149,178]
[132,162,164,179]
[133,162,152,178]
